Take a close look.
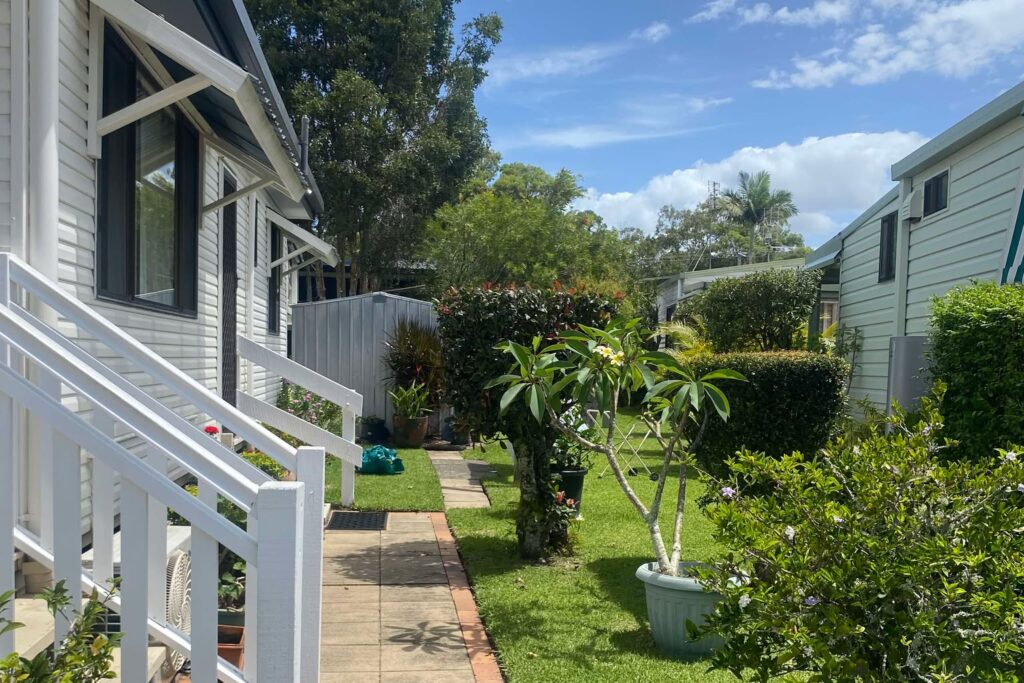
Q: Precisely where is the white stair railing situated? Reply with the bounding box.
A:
[0,251,323,682]
[237,334,363,507]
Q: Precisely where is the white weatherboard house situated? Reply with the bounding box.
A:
[0,1,363,681]
[808,80,1024,411]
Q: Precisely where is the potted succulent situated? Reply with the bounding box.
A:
[389,382,431,448]
[491,318,743,659]
[217,561,246,668]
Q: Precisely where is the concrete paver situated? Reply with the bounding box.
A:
[320,512,503,682]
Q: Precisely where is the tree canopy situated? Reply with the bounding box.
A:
[245,0,502,289]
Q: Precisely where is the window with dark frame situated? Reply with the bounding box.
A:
[878,211,898,282]
[923,171,948,217]
[96,24,200,315]
[268,222,281,334]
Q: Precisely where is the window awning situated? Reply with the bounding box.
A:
[804,233,843,271]
[90,0,313,207]
[267,209,340,270]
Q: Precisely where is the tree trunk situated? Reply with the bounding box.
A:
[512,432,559,560]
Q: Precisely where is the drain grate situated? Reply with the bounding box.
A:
[326,510,389,531]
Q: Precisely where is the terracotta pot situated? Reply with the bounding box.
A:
[392,415,428,448]
[217,624,245,669]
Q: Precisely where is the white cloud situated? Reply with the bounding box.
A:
[685,96,735,112]
[487,44,624,86]
[631,21,672,43]
[692,0,856,26]
[575,130,928,245]
[505,124,713,150]
[753,0,1024,88]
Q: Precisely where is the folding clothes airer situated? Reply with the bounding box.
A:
[586,409,658,480]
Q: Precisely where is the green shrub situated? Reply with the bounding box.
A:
[930,281,1024,457]
[685,352,847,474]
[698,397,1024,682]
[681,268,822,351]
[275,380,342,436]
[435,286,617,436]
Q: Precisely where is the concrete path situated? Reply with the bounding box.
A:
[427,452,494,509]
[320,512,502,683]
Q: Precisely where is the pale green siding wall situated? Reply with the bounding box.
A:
[839,197,899,409]
[903,116,1024,334]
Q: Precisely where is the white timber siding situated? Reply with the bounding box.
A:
[50,0,289,533]
[0,1,11,252]
[902,115,1024,335]
[838,197,899,409]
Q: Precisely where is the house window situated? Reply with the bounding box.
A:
[819,301,838,331]
[268,223,281,334]
[923,171,948,217]
[97,25,200,314]
[878,211,897,282]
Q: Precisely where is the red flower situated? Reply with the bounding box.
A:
[555,491,566,505]
[204,425,220,436]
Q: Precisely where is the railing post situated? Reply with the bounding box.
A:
[255,481,304,681]
[190,480,220,683]
[0,253,14,655]
[342,406,356,507]
[143,446,167,624]
[51,431,81,644]
[119,479,150,682]
[296,446,325,683]
[89,411,116,589]
[244,510,258,681]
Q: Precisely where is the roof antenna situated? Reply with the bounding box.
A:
[299,115,310,174]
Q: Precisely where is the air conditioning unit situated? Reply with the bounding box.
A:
[901,188,924,223]
[886,336,931,414]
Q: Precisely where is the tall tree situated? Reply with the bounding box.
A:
[722,170,799,264]
[245,0,502,292]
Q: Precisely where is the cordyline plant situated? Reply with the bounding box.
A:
[488,317,743,575]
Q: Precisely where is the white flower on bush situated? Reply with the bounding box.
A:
[1018,483,1024,493]
[784,525,796,541]
[738,594,751,609]
[1004,451,1018,463]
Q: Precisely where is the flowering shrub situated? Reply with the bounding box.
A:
[275,380,343,436]
[697,394,1024,681]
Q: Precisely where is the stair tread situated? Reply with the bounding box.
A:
[12,598,54,660]
[109,645,166,683]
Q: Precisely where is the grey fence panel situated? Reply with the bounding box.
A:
[290,292,437,423]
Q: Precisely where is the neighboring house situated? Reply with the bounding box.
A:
[656,258,806,324]
[808,80,1024,411]
[0,1,360,680]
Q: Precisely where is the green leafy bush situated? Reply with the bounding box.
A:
[383,318,444,404]
[930,281,1024,457]
[681,269,822,351]
[435,286,617,436]
[1,581,119,681]
[698,397,1024,682]
[685,352,847,474]
[275,380,343,436]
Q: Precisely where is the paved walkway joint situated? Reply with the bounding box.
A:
[427,453,495,509]
[321,512,502,683]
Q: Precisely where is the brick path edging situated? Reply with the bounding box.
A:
[429,512,504,683]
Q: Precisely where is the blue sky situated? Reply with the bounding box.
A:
[454,0,1024,246]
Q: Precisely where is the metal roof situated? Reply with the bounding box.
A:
[140,0,324,217]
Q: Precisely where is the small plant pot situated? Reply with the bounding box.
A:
[361,418,390,444]
[218,608,245,627]
[555,468,588,514]
[217,624,245,669]
[392,416,428,448]
[635,561,724,660]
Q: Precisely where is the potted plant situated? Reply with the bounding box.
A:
[360,415,390,443]
[549,406,595,516]
[490,318,742,659]
[389,382,431,447]
[217,560,246,668]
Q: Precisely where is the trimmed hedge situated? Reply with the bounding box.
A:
[930,282,1024,457]
[686,351,848,474]
[435,287,617,436]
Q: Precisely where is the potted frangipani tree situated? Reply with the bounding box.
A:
[490,317,743,658]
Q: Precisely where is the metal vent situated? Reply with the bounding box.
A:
[326,511,389,531]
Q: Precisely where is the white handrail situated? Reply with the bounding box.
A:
[3,253,297,466]
[0,304,260,510]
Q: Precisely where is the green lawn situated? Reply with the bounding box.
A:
[447,410,736,683]
[325,446,444,511]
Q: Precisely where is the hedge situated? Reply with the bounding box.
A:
[435,287,617,436]
[685,351,848,474]
[930,282,1024,458]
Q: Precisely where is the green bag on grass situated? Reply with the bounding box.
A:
[359,445,405,475]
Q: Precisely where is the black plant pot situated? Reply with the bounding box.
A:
[555,468,588,514]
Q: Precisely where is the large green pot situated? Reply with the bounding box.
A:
[635,561,724,660]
